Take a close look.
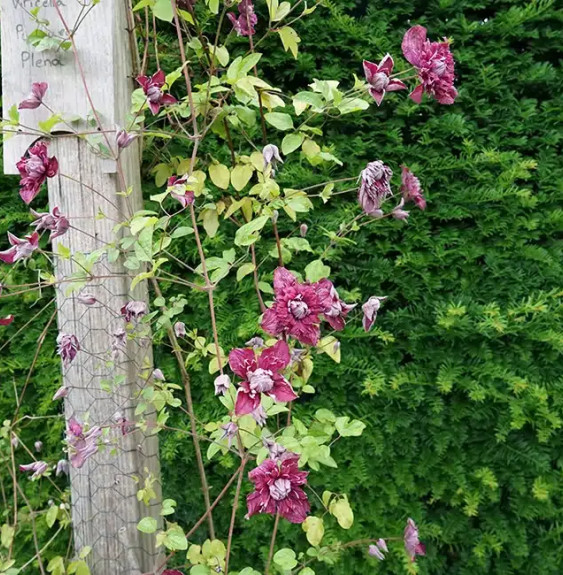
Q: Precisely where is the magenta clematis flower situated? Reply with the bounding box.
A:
[362,296,386,332]
[316,279,356,331]
[17,142,59,204]
[214,374,231,396]
[229,340,297,416]
[18,82,48,110]
[57,333,80,366]
[66,417,102,469]
[162,571,184,575]
[121,300,148,323]
[404,518,426,561]
[400,166,426,210]
[30,206,69,241]
[402,25,457,105]
[0,231,39,264]
[363,55,407,106]
[168,175,195,208]
[228,0,257,37]
[358,161,393,216]
[261,268,323,346]
[20,460,49,479]
[137,70,177,115]
[246,452,310,523]
[0,315,14,326]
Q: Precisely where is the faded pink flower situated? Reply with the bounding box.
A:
[246,453,309,523]
[261,267,323,346]
[400,166,426,210]
[402,25,457,105]
[214,374,231,396]
[0,231,39,264]
[316,279,356,331]
[363,55,407,105]
[0,315,14,326]
[220,421,238,448]
[66,417,102,469]
[57,333,80,366]
[121,300,148,323]
[52,385,68,400]
[115,127,136,149]
[168,175,195,208]
[19,82,48,110]
[229,340,297,416]
[174,321,186,338]
[137,70,177,115]
[358,161,393,216]
[362,296,386,332]
[404,518,426,561]
[30,206,69,241]
[20,460,48,479]
[228,0,257,37]
[17,142,58,204]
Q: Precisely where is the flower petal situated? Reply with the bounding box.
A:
[401,25,427,67]
[273,267,296,291]
[234,388,259,415]
[228,347,257,378]
[409,84,424,104]
[258,340,290,372]
[362,60,379,84]
[269,376,298,403]
[378,53,394,74]
[386,79,408,92]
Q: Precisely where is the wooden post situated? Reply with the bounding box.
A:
[1,1,162,573]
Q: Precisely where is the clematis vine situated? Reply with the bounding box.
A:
[56,333,80,366]
[19,461,49,480]
[229,339,297,415]
[137,70,177,115]
[18,82,48,110]
[66,417,102,469]
[228,0,257,37]
[0,231,39,264]
[261,267,323,346]
[17,142,59,204]
[402,25,457,105]
[363,55,406,105]
[246,452,310,523]
[358,160,393,217]
[404,518,426,561]
[30,206,70,241]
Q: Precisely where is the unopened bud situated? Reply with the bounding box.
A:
[152,368,165,381]
[272,210,279,224]
[34,441,43,452]
[300,223,308,237]
[77,294,97,305]
[174,321,186,338]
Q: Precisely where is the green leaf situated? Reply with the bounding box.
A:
[302,516,325,547]
[137,516,157,534]
[237,262,256,281]
[305,259,331,282]
[278,26,301,58]
[273,548,298,570]
[234,216,269,246]
[265,112,294,131]
[281,132,304,155]
[202,209,219,238]
[160,498,176,516]
[190,566,209,575]
[338,97,370,115]
[1,523,15,548]
[46,505,58,528]
[163,524,188,551]
[209,163,230,189]
[153,0,173,22]
[329,496,354,529]
[317,335,341,363]
[273,1,291,21]
[230,164,254,191]
[171,226,194,238]
[335,417,366,437]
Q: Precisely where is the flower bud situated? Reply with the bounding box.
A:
[300,223,308,237]
[77,293,97,305]
[174,321,186,338]
[34,441,43,452]
[272,210,279,224]
[152,368,165,381]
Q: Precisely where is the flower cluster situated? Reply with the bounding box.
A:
[17,142,59,204]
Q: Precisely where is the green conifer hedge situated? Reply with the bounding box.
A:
[1,1,561,573]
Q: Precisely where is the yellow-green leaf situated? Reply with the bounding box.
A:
[278,26,300,59]
[237,262,256,281]
[302,516,324,547]
[231,164,254,191]
[209,163,230,189]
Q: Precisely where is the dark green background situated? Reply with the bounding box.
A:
[1,1,562,573]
